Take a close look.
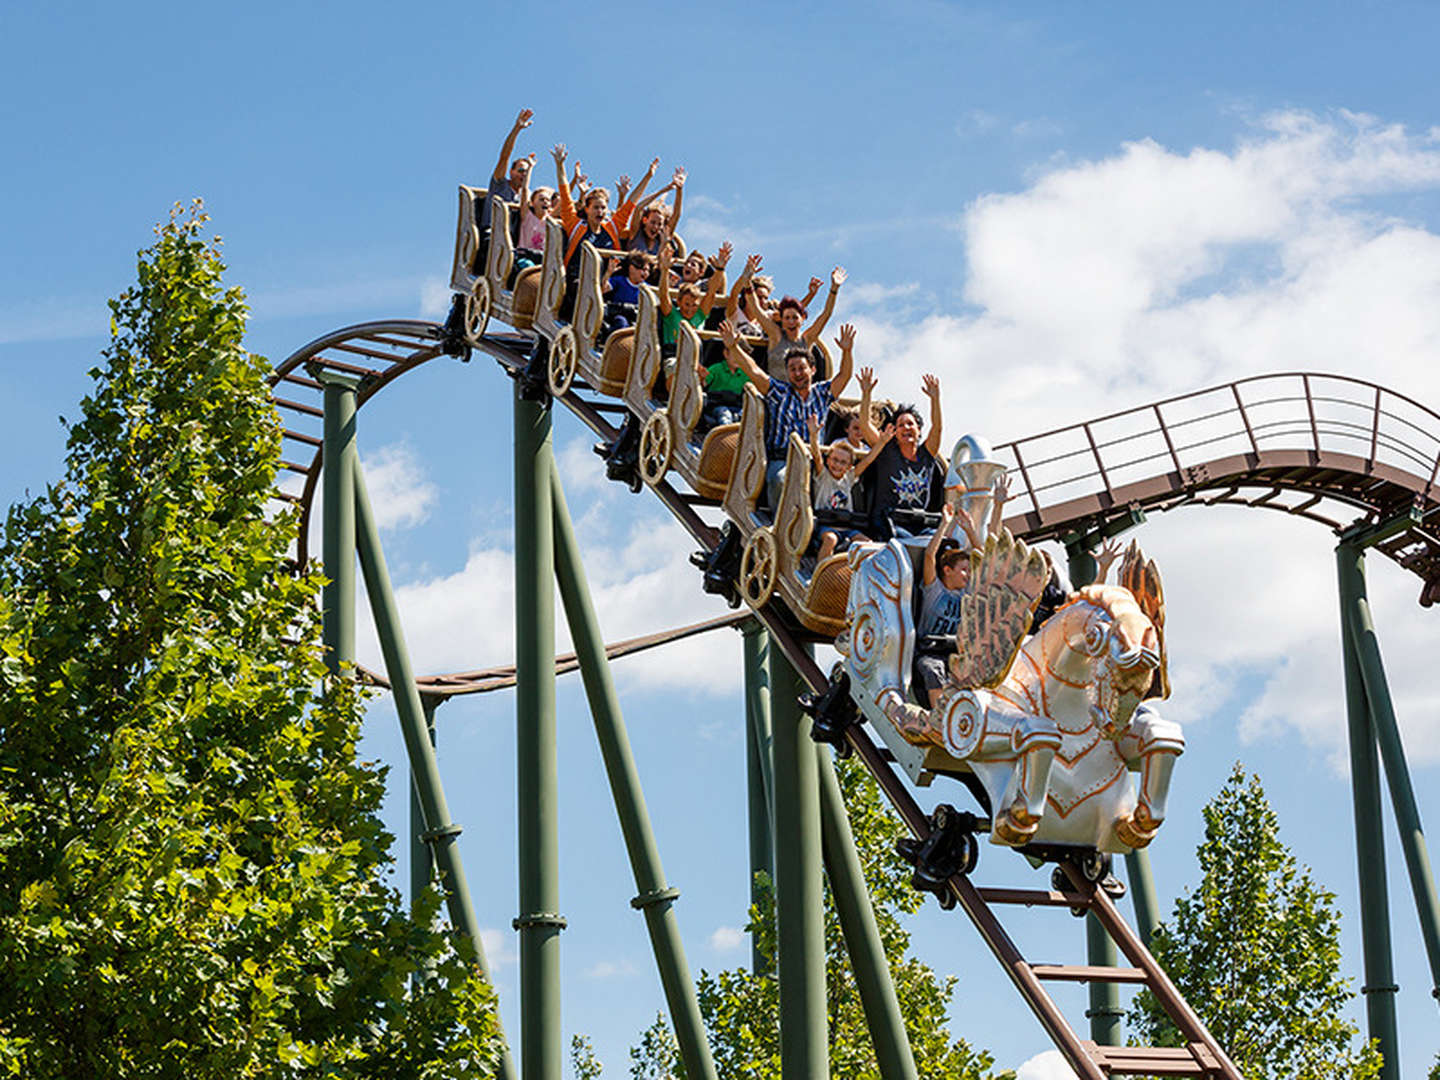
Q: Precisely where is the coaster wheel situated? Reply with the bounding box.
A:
[548,327,578,396]
[464,277,491,345]
[639,411,673,488]
[739,527,779,608]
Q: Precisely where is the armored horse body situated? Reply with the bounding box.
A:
[842,537,1184,855]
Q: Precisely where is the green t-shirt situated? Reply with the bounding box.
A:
[704,361,750,395]
[661,306,706,345]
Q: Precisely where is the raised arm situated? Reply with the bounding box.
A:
[720,320,769,395]
[700,243,731,316]
[923,504,959,586]
[988,472,1011,538]
[668,167,686,231]
[658,234,675,316]
[807,415,824,476]
[852,423,892,478]
[492,108,533,182]
[922,373,944,459]
[856,366,883,446]
[829,322,855,398]
[726,253,763,322]
[747,277,781,345]
[803,266,847,344]
[552,144,578,231]
[627,157,660,207]
[801,276,823,312]
[615,174,632,206]
[1092,537,1122,584]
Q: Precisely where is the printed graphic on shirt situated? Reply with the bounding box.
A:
[890,464,934,508]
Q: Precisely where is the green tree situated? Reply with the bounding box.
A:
[1128,764,1381,1079]
[0,203,502,1078]
[625,756,1005,1080]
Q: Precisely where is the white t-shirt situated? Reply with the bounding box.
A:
[813,469,856,512]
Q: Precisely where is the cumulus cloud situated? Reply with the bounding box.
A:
[360,442,438,531]
[1016,1050,1078,1079]
[708,925,746,952]
[846,109,1440,767]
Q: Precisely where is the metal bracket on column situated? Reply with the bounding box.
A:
[421,823,464,842]
[630,887,681,911]
[512,912,569,931]
[1340,505,1422,550]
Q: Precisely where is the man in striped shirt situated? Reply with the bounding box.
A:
[720,320,855,508]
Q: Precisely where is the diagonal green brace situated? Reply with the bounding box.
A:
[353,461,517,1080]
[549,459,719,1080]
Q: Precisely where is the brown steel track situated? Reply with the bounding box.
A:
[269,322,1440,1077]
[994,372,1440,601]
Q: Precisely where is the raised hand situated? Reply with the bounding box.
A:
[744,253,764,278]
[616,174,632,201]
[551,143,567,165]
[515,108,534,131]
[808,275,823,295]
[646,156,660,177]
[921,373,941,400]
[673,166,687,188]
[714,241,734,269]
[835,323,856,352]
[807,413,821,437]
[831,266,848,289]
[1094,537,1122,582]
[857,365,876,396]
[719,319,739,348]
[992,471,1013,506]
[659,231,675,265]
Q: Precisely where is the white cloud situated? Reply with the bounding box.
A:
[1016,1050,1078,1080]
[478,927,516,969]
[583,959,637,979]
[359,442,438,531]
[841,109,1440,769]
[708,925,746,952]
[846,281,922,308]
[419,276,451,319]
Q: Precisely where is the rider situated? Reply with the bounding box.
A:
[914,477,1010,706]
[857,366,946,539]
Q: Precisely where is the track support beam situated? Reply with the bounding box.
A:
[514,387,561,1080]
[818,750,920,1080]
[771,640,828,1078]
[549,461,718,1080]
[743,619,775,974]
[1337,538,1440,1080]
[317,369,359,676]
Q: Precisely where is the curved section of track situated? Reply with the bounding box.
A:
[994,372,1440,598]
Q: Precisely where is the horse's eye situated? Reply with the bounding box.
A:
[1084,622,1109,655]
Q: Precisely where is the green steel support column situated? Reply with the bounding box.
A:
[410,696,440,914]
[353,465,516,1080]
[770,640,827,1078]
[514,388,561,1080]
[548,463,718,1080]
[1066,547,1122,1046]
[743,620,775,974]
[1343,547,1440,1007]
[1123,849,1161,947]
[317,369,359,676]
[1336,545,1399,1079]
[817,750,919,1080]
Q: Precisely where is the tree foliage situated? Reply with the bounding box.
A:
[0,203,502,1077]
[1128,764,1381,1079]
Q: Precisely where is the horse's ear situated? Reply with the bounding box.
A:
[1120,541,1170,699]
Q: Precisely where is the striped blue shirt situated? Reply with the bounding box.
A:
[764,379,834,461]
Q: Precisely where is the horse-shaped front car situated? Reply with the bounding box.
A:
[843,533,1184,854]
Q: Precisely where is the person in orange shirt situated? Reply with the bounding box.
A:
[551,145,663,270]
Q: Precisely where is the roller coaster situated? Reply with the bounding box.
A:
[262,180,1440,1079]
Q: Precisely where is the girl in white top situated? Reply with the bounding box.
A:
[807,386,888,559]
[514,168,555,270]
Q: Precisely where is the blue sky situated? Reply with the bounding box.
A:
[5,3,1440,1076]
